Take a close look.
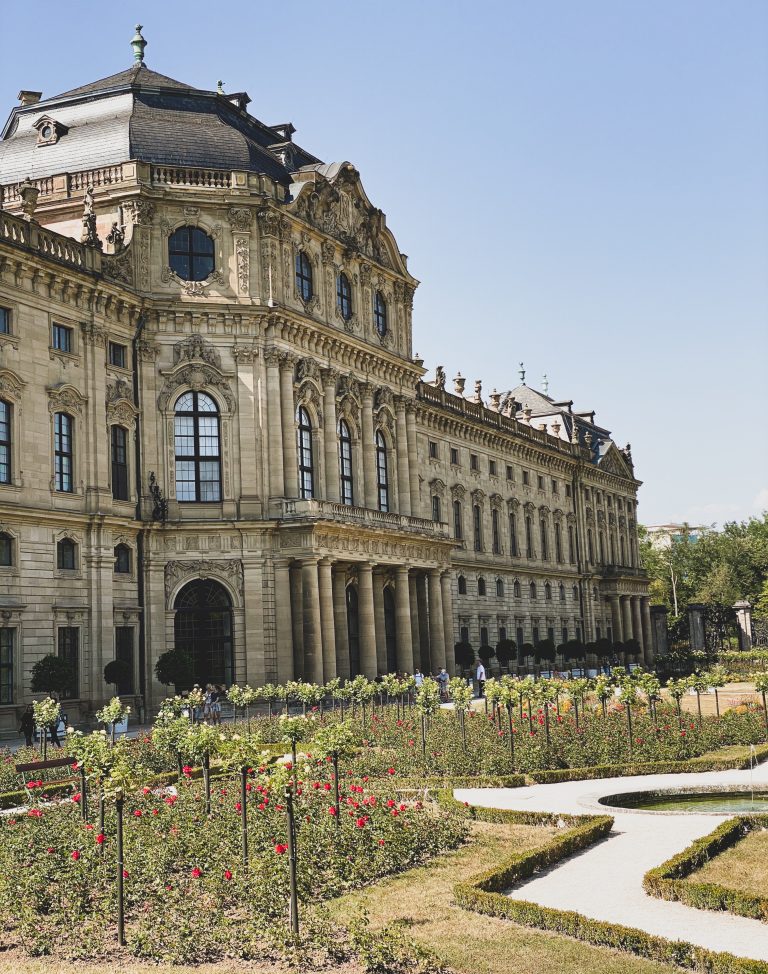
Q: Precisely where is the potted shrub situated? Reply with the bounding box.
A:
[477,643,496,672]
[534,639,556,674]
[155,649,194,693]
[495,638,516,673]
[104,658,132,695]
[624,637,641,665]
[520,642,535,673]
[31,654,76,699]
[453,640,474,675]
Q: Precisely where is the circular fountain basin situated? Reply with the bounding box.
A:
[599,787,768,815]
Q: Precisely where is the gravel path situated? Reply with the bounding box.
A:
[455,759,768,962]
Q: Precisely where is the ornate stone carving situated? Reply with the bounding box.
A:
[235,236,250,294]
[320,240,336,264]
[450,483,466,501]
[106,378,133,403]
[374,386,394,412]
[162,266,225,296]
[471,488,486,504]
[228,207,252,232]
[47,382,87,415]
[320,366,340,387]
[80,321,107,347]
[102,249,133,285]
[136,337,158,361]
[0,368,25,400]
[173,335,222,370]
[123,199,155,227]
[296,380,322,422]
[296,357,320,383]
[337,374,360,401]
[257,206,281,237]
[231,343,258,364]
[158,365,235,412]
[164,559,244,602]
[429,478,446,497]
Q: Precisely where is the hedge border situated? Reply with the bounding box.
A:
[644,814,768,922]
[526,744,768,784]
[445,791,768,973]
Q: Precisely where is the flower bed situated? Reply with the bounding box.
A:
[643,814,768,921]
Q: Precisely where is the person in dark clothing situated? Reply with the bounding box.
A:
[19,705,34,747]
[49,717,62,748]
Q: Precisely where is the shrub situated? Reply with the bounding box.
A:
[454,641,474,669]
[154,649,193,690]
[30,655,75,697]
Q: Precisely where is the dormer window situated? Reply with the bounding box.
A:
[34,115,68,146]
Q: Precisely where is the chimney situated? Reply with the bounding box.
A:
[18,90,42,106]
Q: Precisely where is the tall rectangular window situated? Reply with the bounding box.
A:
[491,509,501,554]
[111,425,129,501]
[0,629,13,704]
[509,512,518,557]
[562,626,569,644]
[52,323,73,353]
[297,407,314,500]
[0,307,10,335]
[57,626,79,699]
[506,465,514,481]
[568,525,576,564]
[428,440,438,459]
[54,413,74,492]
[525,516,534,558]
[470,453,479,471]
[489,460,497,476]
[473,505,482,552]
[480,626,489,646]
[450,447,459,466]
[338,419,354,505]
[115,626,135,695]
[516,626,524,649]
[453,500,463,540]
[540,519,548,560]
[522,470,529,486]
[431,494,441,523]
[555,523,563,562]
[0,399,11,485]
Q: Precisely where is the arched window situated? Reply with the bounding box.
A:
[453,499,463,540]
[375,431,389,511]
[496,577,504,598]
[559,583,565,602]
[478,577,487,597]
[473,504,483,551]
[174,578,233,687]
[57,537,76,570]
[492,508,501,554]
[297,407,314,499]
[0,399,10,485]
[114,544,132,574]
[174,392,221,502]
[545,582,552,601]
[168,226,215,281]
[0,531,12,567]
[337,272,353,320]
[295,251,313,302]
[529,581,537,600]
[374,291,388,336]
[338,418,354,505]
[513,579,521,598]
[457,575,467,595]
[54,412,74,493]
[111,425,129,501]
[431,494,441,523]
[572,584,579,601]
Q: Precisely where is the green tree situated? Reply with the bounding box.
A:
[154,649,194,690]
[30,654,75,697]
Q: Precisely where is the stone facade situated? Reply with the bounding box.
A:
[0,52,650,728]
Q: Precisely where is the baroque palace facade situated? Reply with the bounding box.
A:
[0,31,652,726]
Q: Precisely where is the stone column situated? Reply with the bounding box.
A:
[394,566,414,673]
[233,348,261,516]
[373,569,387,673]
[609,595,623,642]
[322,368,340,504]
[621,596,633,644]
[641,597,654,666]
[651,604,669,659]
[733,600,753,651]
[441,571,455,675]
[318,558,336,682]
[405,402,420,516]
[265,349,284,497]
[409,574,421,670]
[360,384,377,509]
[274,558,294,683]
[395,398,411,516]
[357,563,377,678]
[631,596,644,658]
[279,353,298,498]
[416,573,430,671]
[289,564,304,679]
[428,568,446,671]
[301,558,323,683]
[332,566,350,680]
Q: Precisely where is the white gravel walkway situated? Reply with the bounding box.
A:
[455,759,768,962]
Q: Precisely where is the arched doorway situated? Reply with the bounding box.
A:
[383,587,397,673]
[173,578,234,688]
[346,585,360,677]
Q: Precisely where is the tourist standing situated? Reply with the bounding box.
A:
[19,704,34,747]
[475,660,486,698]
[414,669,424,688]
[437,667,449,701]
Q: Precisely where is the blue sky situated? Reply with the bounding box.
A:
[1,0,765,527]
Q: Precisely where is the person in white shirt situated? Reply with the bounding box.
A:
[475,660,486,698]
[413,669,424,687]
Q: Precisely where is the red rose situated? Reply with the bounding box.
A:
[328,806,337,816]
[71,850,80,861]
[133,809,142,817]
[224,869,233,881]
[387,767,395,775]
[274,843,288,855]
[191,866,202,878]
[95,833,105,845]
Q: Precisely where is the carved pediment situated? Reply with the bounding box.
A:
[158,365,235,412]
[47,382,87,414]
[173,335,222,370]
[0,368,24,400]
[598,443,633,479]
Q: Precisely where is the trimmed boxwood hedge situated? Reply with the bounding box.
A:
[445,790,768,973]
[526,745,768,784]
[644,814,768,922]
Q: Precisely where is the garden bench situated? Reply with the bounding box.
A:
[15,755,78,796]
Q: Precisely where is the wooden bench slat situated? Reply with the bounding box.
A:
[15,757,76,773]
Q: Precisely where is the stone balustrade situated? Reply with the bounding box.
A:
[271,497,448,537]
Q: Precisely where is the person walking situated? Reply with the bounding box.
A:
[437,667,449,701]
[413,669,424,688]
[475,659,486,698]
[19,704,34,747]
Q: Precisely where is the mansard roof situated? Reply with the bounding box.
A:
[0,61,322,185]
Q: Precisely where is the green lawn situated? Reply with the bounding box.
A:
[329,819,685,974]
[687,827,768,897]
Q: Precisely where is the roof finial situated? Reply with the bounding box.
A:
[217,80,225,94]
[519,362,526,384]
[542,373,549,394]
[131,25,147,65]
